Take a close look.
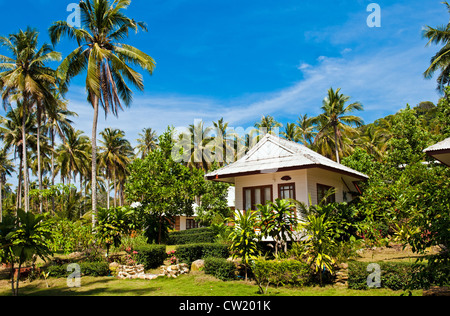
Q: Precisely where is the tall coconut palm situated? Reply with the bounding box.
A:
[136,127,158,159]
[0,105,37,209]
[56,129,90,186]
[281,123,298,142]
[423,1,450,92]
[49,0,156,227]
[313,88,363,163]
[98,128,133,208]
[0,28,61,213]
[0,148,14,222]
[296,114,316,146]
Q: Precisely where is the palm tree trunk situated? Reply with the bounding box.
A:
[0,177,3,223]
[17,158,22,210]
[51,130,55,214]
[91,95,99,229]
[113,168,117,209]
[106,177,110,210]
[22,101,29,213]
[37,106,43,214]
[334,125,340,164]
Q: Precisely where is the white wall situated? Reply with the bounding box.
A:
[234,167,353,210]
[235,169,308,210]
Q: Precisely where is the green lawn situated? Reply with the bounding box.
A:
[0,273,421,297]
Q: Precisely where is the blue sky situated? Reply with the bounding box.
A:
[0,0,447,147]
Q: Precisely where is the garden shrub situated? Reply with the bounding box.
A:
[204,257,236,281]
[46,262,110,278]
[252,258,310,293]
[175,243,230,265]
[348,261,425,290]
[167,228,217,245]
[134,244,166,269]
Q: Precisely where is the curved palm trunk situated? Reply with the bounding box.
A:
[91,95,99,229]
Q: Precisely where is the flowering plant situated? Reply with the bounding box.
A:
[166,250,177,264]
[124,247,139,265]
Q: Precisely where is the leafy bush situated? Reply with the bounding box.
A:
[167,228,217,245]
[134,244,167,269]
[252,258,310,293]
[348,261,425,290]
[175,243,230,265]
[47,219,94,254]
[204,257,236,281]
[46,262,110,278]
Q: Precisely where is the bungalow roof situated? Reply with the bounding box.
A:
[205,134,368,183]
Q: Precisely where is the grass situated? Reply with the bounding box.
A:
[0,273,421,296]
[0,244,432,297]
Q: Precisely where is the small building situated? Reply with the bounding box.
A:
[424,137,450,167]
[205,134,368,212]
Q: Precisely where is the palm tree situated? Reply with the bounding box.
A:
[45,97,77,212]
[98,128,133,208]
[136,127,158,159]
[254,115,282,136]
[0,28,61,213]
[0,106,37,209]
[0,148,14,222]
[181,121,213,171]
[212,118,238,166]
[296,114,316,146]
[423,1,450,92]
[281,123,298,142]
[56,128,90,186]
[313,88,363,163]
[49,0,156,227]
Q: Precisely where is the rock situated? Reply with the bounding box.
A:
[191,260,205,272]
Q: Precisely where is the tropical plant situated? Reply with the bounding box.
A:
[228,210,259,281]
[0,105,37,210]
[0,27,61,213]
[49,0,156,227]
[136,127,158,159]
[55,129,90,186]
[96,206,132,257]
[125,128,203,244]
[295,114,316,146]
[98,128,133,208]
[4,209,53,296]
[300,213,336,286]
[313,87,363,163]
[0,148,14,222]
[423,1,450,92]
[257,199,298,257]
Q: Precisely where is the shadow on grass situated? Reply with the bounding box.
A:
[8,277,161,297]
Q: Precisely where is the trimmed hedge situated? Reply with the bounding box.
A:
[348,261,425,290]
[252,258,310,290]
[167,228,216,245]
[134,244,167,269]
[204,257,236,281]
[46,262,110,278]
[175,243,230,265]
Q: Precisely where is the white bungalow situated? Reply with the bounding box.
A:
[424,137,450,167]
[205,134,368,212]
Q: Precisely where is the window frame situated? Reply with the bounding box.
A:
[242,185,273,211]
[316,183,336,205]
